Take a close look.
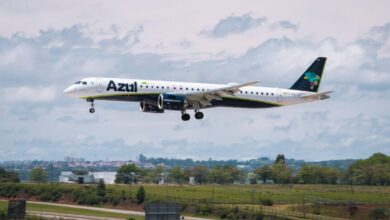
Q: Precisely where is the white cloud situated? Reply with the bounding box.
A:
[1,86,57,102]
[270,20,298,31]
[0,44,35,72]
[378,40,390,59]
[201,14,267,38]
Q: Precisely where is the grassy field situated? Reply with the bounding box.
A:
[23,183,388,205]
[109,184,390,205]
[0,200,143,220]
[1,183,389,219]
[0,201,6,212]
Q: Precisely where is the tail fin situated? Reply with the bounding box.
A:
[290,57,326,93]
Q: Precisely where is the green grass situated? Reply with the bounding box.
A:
[1,183,389,220]
[0,201,143,220]
[0,200,6,213]
[17,183,387,204]
[1,183,389,219]
[3,183,389,204]
[110,184,390,205]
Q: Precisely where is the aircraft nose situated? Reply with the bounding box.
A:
[63,86,73,97]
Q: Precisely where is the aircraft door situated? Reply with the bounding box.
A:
[96,78,103,92]
[277,89,283,102]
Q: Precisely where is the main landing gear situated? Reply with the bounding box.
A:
[181,110,204,121]
[87,98,95,113]
[195,110,204,120]
[181,112,190,121]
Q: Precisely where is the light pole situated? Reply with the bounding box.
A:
[50,163,53,185]
[211,183,215,206]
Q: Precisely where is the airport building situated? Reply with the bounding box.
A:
[59,171,116,184]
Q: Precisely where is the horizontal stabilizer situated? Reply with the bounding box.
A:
[301,91,333,100]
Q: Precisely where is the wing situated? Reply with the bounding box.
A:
[180,81,261,109]
[301,91,333,100]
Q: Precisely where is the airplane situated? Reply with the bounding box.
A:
[64,57,332,121]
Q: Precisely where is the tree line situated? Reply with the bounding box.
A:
[115,153,390,185]
[0,167,19,183]
[0,153,388,185]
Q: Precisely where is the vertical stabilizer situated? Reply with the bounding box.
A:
[290,57,326,92]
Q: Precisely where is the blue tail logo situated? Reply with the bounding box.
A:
[304,72,321,90]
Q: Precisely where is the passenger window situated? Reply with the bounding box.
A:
[266,93,269,95]
[140,85,143,88]
[202,89,205,91]
[146,85,148,88]
[256,92,258,95]
[251,91,253,94]
[186,88,188,90]
[157,86,159,89]
[261,92,264,95]
[162,86,164,89]
[197,88,200,91]
[271,93,274,96]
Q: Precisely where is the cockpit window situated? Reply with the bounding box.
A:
[82,81,87,85]
[74,81,81,84]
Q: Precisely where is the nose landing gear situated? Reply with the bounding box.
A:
[87,98,95,113]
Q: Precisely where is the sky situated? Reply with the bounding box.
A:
[0,0,389,161]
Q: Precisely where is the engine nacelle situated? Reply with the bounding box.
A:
[157,94,187,110]
[140,102,164,113]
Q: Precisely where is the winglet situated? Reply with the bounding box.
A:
[238,80,261,87]
[231,80,261,89]
[207,80,261,94]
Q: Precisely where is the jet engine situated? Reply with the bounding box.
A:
[140,102,164,113]
[157,94,188,110]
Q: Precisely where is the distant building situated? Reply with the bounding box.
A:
[64,157,85,163]
[236,164,251,170]
[59,171,116,184]
[93,172,116,184]
[59,171,93,184]
[189,177,195,185]
[158,174,165,185]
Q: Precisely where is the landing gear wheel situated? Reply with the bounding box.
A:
[195,111,204,120]
[181,113,190,121]
[87,98,95,113]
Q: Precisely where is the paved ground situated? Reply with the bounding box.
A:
[28,201,211,220]
[30,201,145,216]
[29,211,123,220]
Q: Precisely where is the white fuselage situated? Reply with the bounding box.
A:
[64,77,315,108]
[64,57,329,120]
